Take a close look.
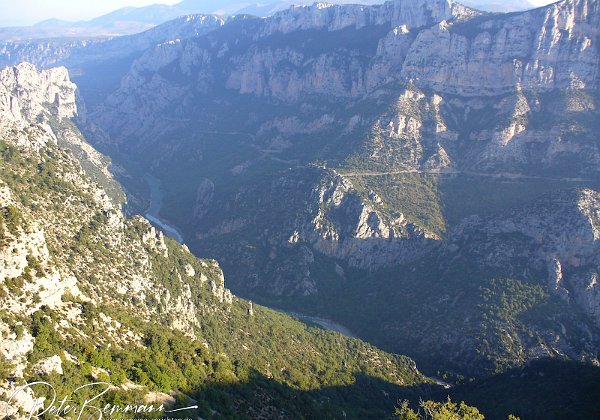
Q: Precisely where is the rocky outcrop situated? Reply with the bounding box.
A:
[208,264,234,305]
[0,62,76,125]
[445,188,600,325]
[32,355,63,376]
[298,170,435,269]
[402,0,600,95]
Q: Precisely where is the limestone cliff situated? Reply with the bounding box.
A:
[402,0,600,94]
[445,188,600,326]
[0,64,234,416]
[298,170,436,269]
[0,62,76,127]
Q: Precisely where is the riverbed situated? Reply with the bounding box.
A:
[275,308,357,338]
[142,173,356,337]
[143,173,184,243]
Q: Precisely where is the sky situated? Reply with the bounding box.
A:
[0,0,181,26]
[0,0,560,27]
[529,0,558,5]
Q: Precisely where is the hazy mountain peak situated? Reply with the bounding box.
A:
[461,0,536,12]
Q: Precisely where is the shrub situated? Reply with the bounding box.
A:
[0,354,14,381]
[14,324,24,340]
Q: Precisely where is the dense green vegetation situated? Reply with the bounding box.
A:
[397,398,489,420]
[447,359,600,420]
[477,279,548,373]
[14,298,428,418]
[24,308,426,418]
[439,175,597,228]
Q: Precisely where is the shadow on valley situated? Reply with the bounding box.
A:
[445,359,600,420]
[184,369,431,419]
[162,360,600,419]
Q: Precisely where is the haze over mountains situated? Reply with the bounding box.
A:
[0,0,599,418]
[0,0,538,40]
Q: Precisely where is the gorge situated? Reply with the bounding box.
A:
[1,0,600,418]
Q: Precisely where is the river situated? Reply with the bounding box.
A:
[275,308,357,338]
[144,173,354,336]
[143,175,355,336]
[143,173,184,243]
[142,174,452,387]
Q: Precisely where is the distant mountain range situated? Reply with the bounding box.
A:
[0,0,536,41]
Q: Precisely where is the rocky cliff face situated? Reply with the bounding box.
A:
[403,0,600,95]
[94,0,597,116]
[445,189,600,324]
[92,1,479,131]
[88,0,598,176]
[0,64,234,415]
[0,62,76,126]
[258,0,478,35]
[299,169,437,268]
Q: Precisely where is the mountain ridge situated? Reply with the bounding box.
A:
[0,0,539,41]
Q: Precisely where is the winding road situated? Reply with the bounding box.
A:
[337,168,594,182]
